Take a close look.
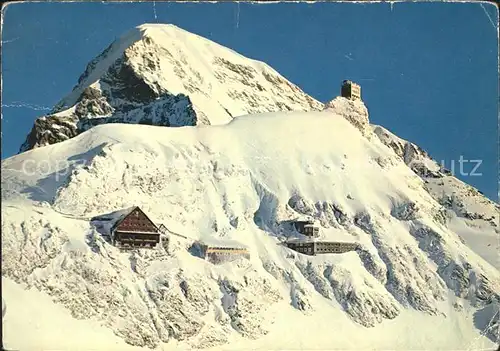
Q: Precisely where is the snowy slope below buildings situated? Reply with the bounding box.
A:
[19,23,322,152]
[2,102,500,349]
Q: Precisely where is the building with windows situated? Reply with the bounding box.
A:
[93,206,162,249]
[285,238,316,255]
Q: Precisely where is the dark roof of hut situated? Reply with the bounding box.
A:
[91,206,159,233]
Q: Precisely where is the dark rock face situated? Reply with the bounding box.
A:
[19,91,197,153]
[75,87,114,117]
[473,301,500,344]
[77,43,115,88]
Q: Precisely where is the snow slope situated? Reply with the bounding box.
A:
[2,277,146,351]
[19,23,322,152]
[2,102,500,350]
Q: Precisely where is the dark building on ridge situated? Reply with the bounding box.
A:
[341,80,361,100]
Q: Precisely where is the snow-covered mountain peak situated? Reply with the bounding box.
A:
[20,23,323,153]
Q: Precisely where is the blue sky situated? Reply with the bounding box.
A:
[1,2,498,200]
